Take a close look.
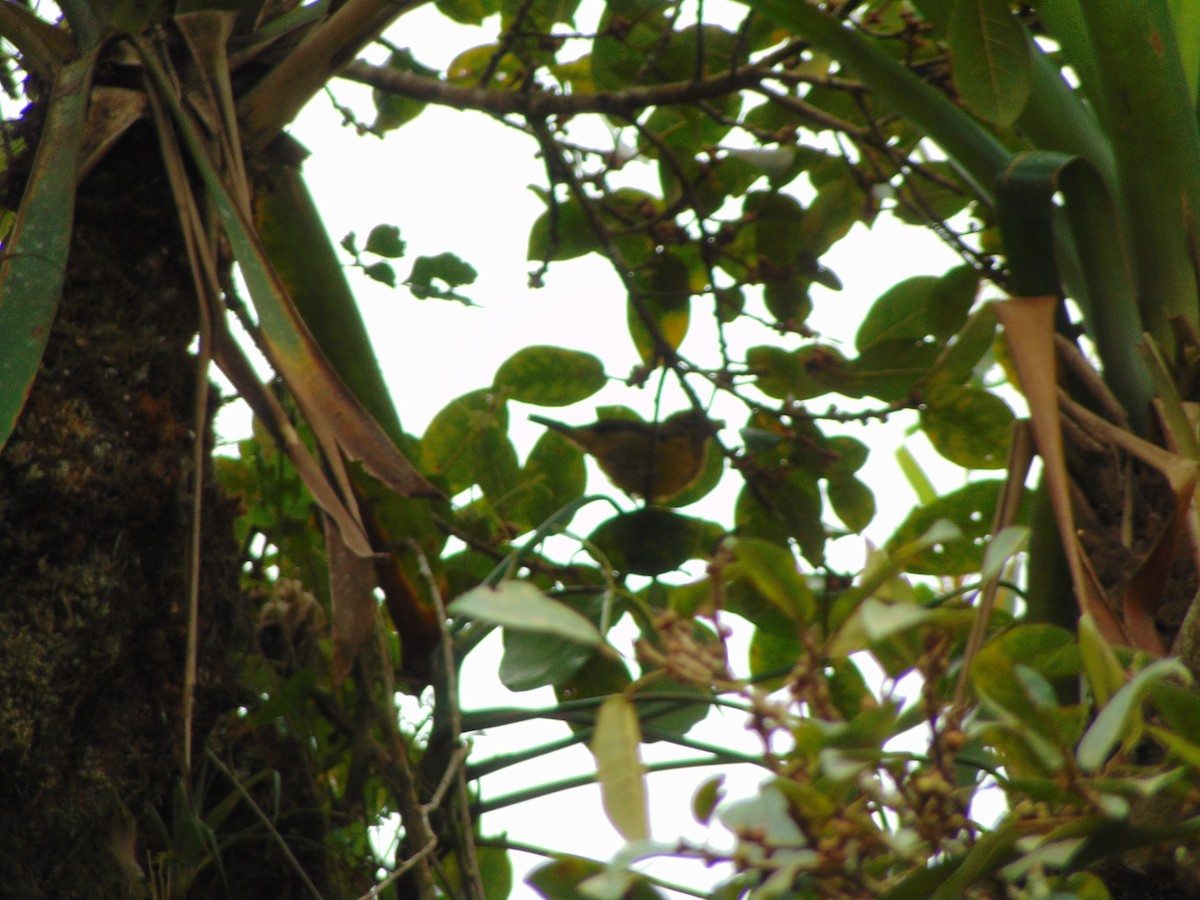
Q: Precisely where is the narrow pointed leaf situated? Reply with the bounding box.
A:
[136,40,439,501]
[0,51,96,451]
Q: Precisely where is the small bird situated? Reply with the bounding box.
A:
[530,409,723,502]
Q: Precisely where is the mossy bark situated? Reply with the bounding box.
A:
[0,119,328,897]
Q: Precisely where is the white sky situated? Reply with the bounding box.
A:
[268,3,974,895]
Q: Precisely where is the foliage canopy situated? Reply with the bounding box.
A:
[6,0,1200,897]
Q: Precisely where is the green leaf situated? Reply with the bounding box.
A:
[422,389,519,500]
[749,628,804,688]
[627,251,691,364]
[493,345,606,406]
[749,190,806,266]
[886,480,1018,575]
[527,857,665,900]
[372,49,439,133]
[449,580,602,646]
[1077,658,1193,772]
[528,197,599,262]
[947,0,1032,126]
[736,470,827,566]
[894,161,972,226]
[827,474,876,533]
[748,344,859,401]
[500,626,595,691]
[363,223,406,258]
[406,251,477,303]
[590,695,648,842]
[855,276,939,354]
[925,301,997,388]
[692,775,725,825]
[588,508,723,577]
[992,624,1079,681]
[515,430,587,528]
[1078,612,1127,707]
[929,264,980,340]
[442,844,513,900]
[436,0,495,25]
[853,340,941,402]
[0,52,96,451]
[731,537,817,623]
[363,261,396,286]
[979,524,1028,581]
[920,385,1014,469]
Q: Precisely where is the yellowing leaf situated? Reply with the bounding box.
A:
[920,385,1014,469]
[590,695,649,842]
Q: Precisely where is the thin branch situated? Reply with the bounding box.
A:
[338,59,775,118]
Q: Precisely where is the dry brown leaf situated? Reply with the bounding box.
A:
[995,296,1129,644]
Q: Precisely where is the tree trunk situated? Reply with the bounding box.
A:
[0,116,326,897]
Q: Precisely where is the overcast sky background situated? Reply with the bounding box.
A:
[247,2,978,894]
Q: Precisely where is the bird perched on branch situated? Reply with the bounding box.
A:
[529,409,723,502]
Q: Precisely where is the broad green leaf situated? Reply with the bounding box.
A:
[799,176,865,256]
[920,385,1014,469]
[500,626,595,691]
[925,301,997,388]
[450,580,602,646]
[437,0,495,26]
[441,844,513,900]
[371,49,438,133]
[894,161,972,226]
[825,436,869,476]
[528,197,599,262]
[762,276,812,325]
[0,51,96,451]
[886,480,1018,576]
[1077,658,1193,772]
[527,857,665,900]
[627,251,691,364]
[736,470,826,565]
[422,389,520,500]
[929,264,980,340]
[855,276,939,353]
[493,345,605,406]
[992,624,1079,681]
[514,430,587,528]
[555,654,633,733]
[588,508,723,577]
[363,223,406,258]
[970,643,1067,772]
[406,252,477,303]
[749,190,806,266]
[858,596,973,644]
[749,628,803,689]
[636,678,712,740]
[853,340,941,402]
[748,344,859,401]
[947,0,1032,126]
[592,1,671,91]
[640,92,742,154]
[827,474,876,533]
[731,537,816,623]
[590,695,649,841]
